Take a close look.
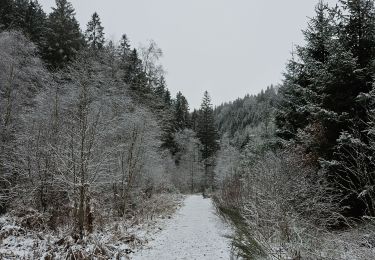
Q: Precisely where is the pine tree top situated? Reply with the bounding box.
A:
[85,12,105,50]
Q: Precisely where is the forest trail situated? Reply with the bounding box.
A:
[132,195,232,260]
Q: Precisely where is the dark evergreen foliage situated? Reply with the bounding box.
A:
[0,0,14,30]
[174,91,190,130]
[0,0,47,48]
[197,91,219,189]
[85,12,105,50]
[123,49,147,92]
[43,0,84,68]
[155,76,166,99]
[23,0,47,45]
[190,109,199,132]
[117,34,131,69]
[164,89,172,107]
[197,91,220,160]
[276,0,375,217]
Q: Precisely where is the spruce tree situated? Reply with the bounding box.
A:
[276,1,334,142]
[191,109,198,132]
[12,0,29,28]
[324,0,375,216]
[197,91,219,189]
[155,76,166,98]
[0,0,47,48]
[0,0,14,30]
[338,0,375,129]
[276,1,359,159]
[174,91,190,130]
[340,0,375,71]
[24,0,47,46]
[85,12,105,50]
[44,0,84,68]
[277,0,375,217]
[118,34,131,66]
[123,49,147,93]
[276,1,356,161]
[275,56,310,140]
[164,89,172,107]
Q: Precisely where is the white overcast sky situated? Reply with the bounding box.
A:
[39,0,337,109]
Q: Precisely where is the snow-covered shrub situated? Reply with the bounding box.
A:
[0,31,177,237]
[216,148,344,259]
[0,31,49,214]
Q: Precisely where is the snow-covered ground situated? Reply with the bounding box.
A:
[132,194,232,260]
[0,194,183,259]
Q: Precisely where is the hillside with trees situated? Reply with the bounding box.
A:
[2,0,375,259]
[214,0,375,259]
[0,0,220,258]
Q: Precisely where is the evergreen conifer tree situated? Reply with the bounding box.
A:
[44,0,84,68]
[0,0,14,30]
[12,0,29,28]
[174,92,190,130]
[337,0,375,131]
[118,34,131,66]
[123,49,147,93]
[197,91,219,189]
[24,0,47,46]
[276,1,334,142]
[155,76,166,98]
[0,0,47,48]
[85,12,105,50]
[277,0,375,216]
[191,109,198,132]
[164,89,172,107]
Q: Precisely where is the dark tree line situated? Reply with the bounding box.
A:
[0,0,85,69]
[276,0,375,218]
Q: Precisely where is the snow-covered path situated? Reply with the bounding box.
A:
[132,195,232,260]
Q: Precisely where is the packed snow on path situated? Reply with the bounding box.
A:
[132,194,232,260]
